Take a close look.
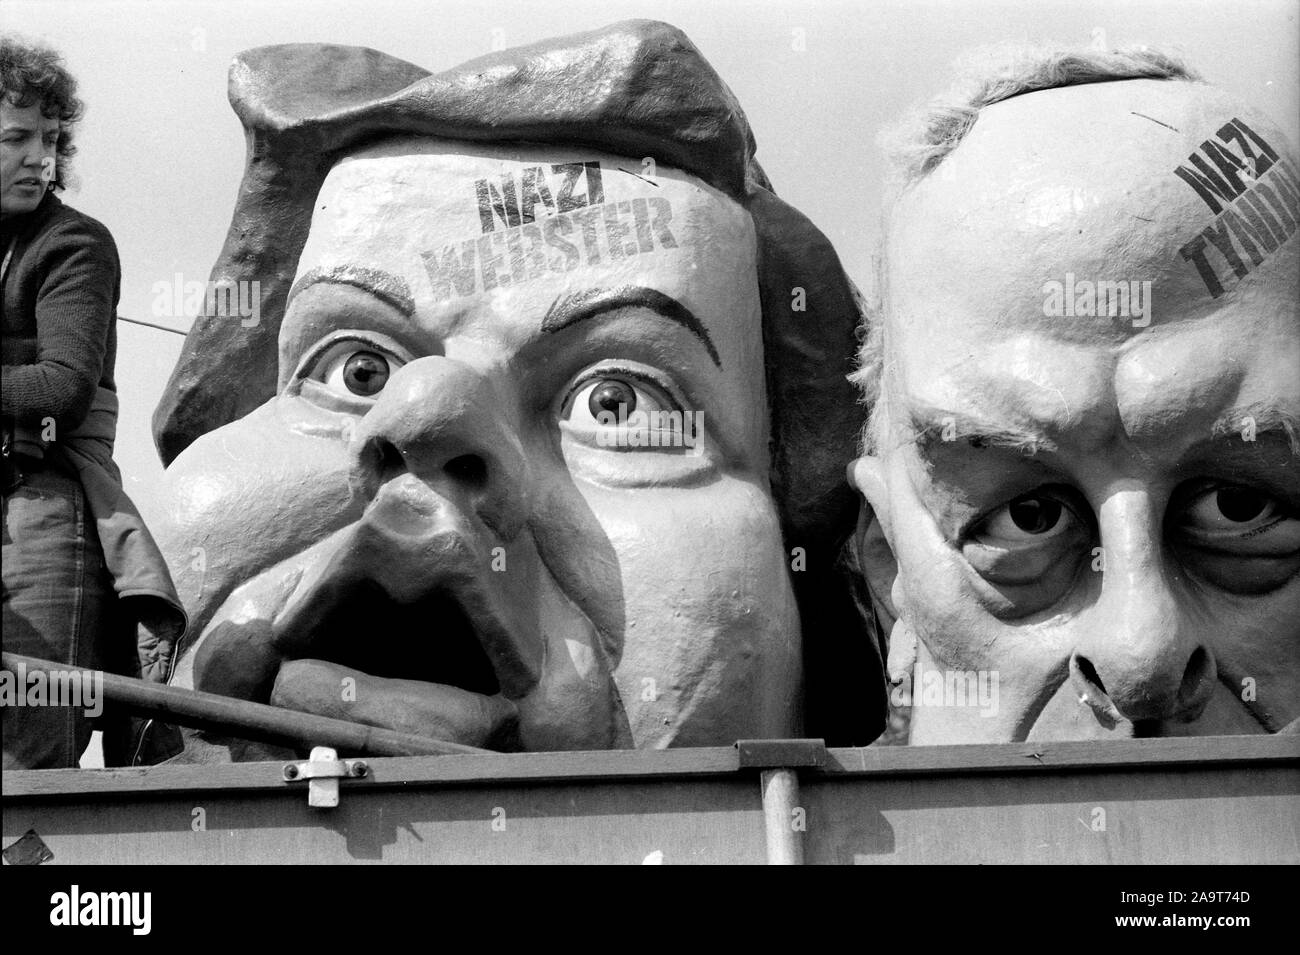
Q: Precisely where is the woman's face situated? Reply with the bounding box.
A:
[0,99,58,218]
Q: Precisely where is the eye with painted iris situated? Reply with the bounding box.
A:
[563,369,680,429]
[587,378,639,420]
[300,337,407,400]
[559,364,697,451]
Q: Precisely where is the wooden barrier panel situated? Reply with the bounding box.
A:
[3,736,1296,864]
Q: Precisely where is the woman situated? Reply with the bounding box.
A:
[2,36,184,768]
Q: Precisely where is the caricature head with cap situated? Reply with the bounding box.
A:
[153,22,884,757]
[851,47,1300,743]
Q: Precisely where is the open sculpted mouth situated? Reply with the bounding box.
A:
[192,474,546,750]
[268,578,527,751]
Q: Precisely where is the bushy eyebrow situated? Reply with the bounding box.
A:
[903,400,1299,461]
[1208,402,1300,456]
[287,265,415,316]
[542,285,722,368]
[906,403,1058,455]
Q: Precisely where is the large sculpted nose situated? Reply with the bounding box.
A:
[1069,487,1216,726]
[349,356,531,539]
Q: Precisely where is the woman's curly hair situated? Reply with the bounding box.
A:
[0,35,84,190]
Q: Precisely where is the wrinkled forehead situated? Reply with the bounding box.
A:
[292,137,756,323]
[880,79,1299,440]
[887,79,1298,338]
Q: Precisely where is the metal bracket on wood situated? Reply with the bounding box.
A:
[2,829,53,865]
[282,746,369,808]
[735,738,828,769]
[734,739,827,865]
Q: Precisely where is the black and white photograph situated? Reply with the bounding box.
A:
[1,0,1296,896]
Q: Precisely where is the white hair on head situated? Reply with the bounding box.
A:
[880,44,1200,185]
[850,44,1200,452]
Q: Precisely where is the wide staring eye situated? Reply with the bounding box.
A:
[555,361,713,484]
[307,340,404,398]
[562,372,681,432]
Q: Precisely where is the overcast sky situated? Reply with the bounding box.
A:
[4,0,1298,528]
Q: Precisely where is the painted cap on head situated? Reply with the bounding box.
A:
[888,77,1299,329]
[151,21,885,743]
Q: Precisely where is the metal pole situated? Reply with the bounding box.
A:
[1,652,490,758]
[116,315,189,336]
[760,767,804,865]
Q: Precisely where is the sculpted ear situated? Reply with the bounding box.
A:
[849,455,917,686]
[847,456,899,631]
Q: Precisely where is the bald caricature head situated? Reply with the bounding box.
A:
[851,49,1300,743]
